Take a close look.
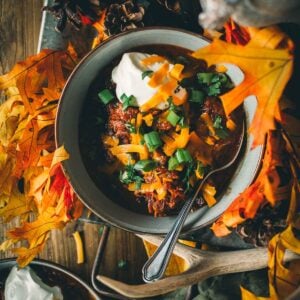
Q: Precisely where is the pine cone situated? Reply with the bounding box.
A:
[43,0,101,32]
[236,200,289,247]
[104,0,145,36]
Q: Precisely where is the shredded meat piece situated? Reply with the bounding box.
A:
[153,150,168,166]
[137,167,186,216]
[154,119,173,132]
[202,97,226,121]
[107,102,138,143]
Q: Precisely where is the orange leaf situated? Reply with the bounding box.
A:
[8,207,65,249]
[0,48,80,266]
[0,187,31,222]
[211,130,291,237]
[192,34,293,147]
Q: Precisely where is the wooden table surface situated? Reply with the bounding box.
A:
[0,0,147,288]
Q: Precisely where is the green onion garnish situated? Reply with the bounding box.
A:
[213,115,223,129]
[213,115,229,139]
[119,165,144,186]
[121,93,138,110]
[142,70,154,80]
[143,131,162,152]
[167,110,181,126]
[188,89,205,104]
[134,159,158,172]
[175,149,193,164]
[168,156,179,171]
[98,89,114,105]
[125,123,136,133]
[197,73,214,85]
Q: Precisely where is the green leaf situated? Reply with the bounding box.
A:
[189,88,205,104]
[213,115,229,139]
[120,164,141,185]
[197,73,214,84]
[142,70,154,80]
[213,115,223,129]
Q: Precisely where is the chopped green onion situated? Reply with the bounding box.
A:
[167,110,181,126]
[142,70,154,80]
[143,131,162,152]
[168,156,179,171]
[125,123,136,133]
[98,89,114,105]
[121,93,138,110]
[188,89,205,104]
[175,149,192,164]
[213,115,223,129]
[134,159,158,172]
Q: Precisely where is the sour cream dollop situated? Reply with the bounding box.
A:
[5,266,63,300]
[112,52,173,109]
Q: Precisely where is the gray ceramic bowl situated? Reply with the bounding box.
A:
[56,27,263,234]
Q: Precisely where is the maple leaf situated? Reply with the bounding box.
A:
[192,29,293,147]
[0,187,31,222]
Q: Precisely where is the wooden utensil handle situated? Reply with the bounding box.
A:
[98,247,299,298]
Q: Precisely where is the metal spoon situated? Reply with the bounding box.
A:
[142,123,245,283]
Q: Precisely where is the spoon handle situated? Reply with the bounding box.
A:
[142,123,245,283]
[142,179,206,282]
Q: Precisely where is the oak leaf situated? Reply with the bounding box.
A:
[0,49,81,266]
[192,30,293,147]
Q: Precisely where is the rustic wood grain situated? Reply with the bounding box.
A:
[0,0,147,286]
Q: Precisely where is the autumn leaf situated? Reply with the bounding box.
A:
[8,207,65,246]
[192,29,293,147]
[13,244,46,268]
[0,187,31,222]
[0,48,82,266]
[240,286,269,300]
[268,225,300,299]
[212,130,293,237]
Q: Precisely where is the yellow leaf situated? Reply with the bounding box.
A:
[192,37,293,147]
[240,286,270,300]
[0,188,31,222]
